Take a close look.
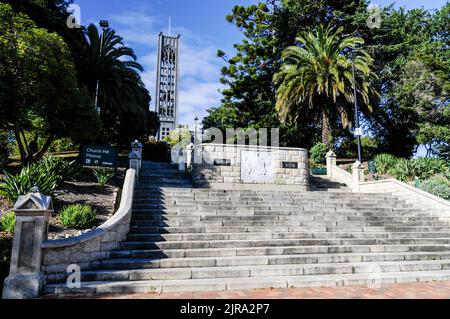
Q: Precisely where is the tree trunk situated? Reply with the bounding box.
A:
[32,135,54,162]
[322,110,332,147]
[13,127,27,166]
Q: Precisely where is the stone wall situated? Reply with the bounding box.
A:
[192,144,309,191]
[41,169,136,284]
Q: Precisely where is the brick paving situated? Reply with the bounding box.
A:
[52,281,450,299]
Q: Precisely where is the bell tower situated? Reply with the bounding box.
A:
[155,32,180,140]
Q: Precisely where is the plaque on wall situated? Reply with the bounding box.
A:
[282,162,298,169]
[241,150,273,182]
[214,159,231,166]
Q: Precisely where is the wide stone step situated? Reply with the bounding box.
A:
[130,218,448,227]
[127,231,450,242]
[92,255,450,272]
[110,244,450,259]
[44,254,450,284]
[43,269,450,295]
[129,225,387,233]
[127,232,405,242]
[120,238,450,250]
[131,214,440,223]
[145,190,395,198]
[130,209,435,219]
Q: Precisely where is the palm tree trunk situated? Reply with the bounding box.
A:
[322,110,332,148]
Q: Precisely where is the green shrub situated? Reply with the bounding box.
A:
[310,143,328,166]
[59,204,96,230]
[388,158,415,182]
[386,157,448,182]
[421,177,450,200]
[93,169,114,188]
[0,212,15,234]
[374,154,398,175]
[410,158,448,181]
[0,156,78,202]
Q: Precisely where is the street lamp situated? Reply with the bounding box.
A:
[94,20,109,114]
[194,117,199,144]
[351,55,363,163]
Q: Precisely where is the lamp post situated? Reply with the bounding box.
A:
[194,116,199,145]
[351,57,363,164]
[94,20,109,114]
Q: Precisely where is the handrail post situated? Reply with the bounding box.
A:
[352,161,365,193]
[326,151,337,180]
[129,140,142,181]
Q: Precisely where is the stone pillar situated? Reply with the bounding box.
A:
[130,140,143,171]
[352,161,365,193]
[2,187,53,299]
[129,151,141,181]
[186,143,194,173]
[326,151,337,180]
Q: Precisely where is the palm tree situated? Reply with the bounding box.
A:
[81,24,151,143]
[274,24,378,147]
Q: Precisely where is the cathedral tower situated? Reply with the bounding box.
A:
[155,32,180,140]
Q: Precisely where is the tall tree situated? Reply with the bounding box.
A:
[274,24,378,146]
[81,24,157,145]
[204,0,372,148]
[0,3,100,164]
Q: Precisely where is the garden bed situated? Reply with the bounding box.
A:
[48,168,125,240]
[0,167,125,240]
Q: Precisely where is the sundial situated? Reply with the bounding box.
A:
[240,150,273,182]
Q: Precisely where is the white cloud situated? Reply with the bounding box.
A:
[109,13,158,46]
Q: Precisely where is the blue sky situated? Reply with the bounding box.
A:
[73,0,448,129]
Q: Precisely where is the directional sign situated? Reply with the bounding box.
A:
[81,145,118,168]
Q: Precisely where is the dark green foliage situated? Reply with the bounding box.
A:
[0,156,78,202]
[142,141,171,163]
[374,154,398,175]
[0,212,15,234]
[59,204,96,230]
[0,3,101,164]
[387,158,415,182]
[386,157,449,182]
[310,143,328,165]
[0,2,158,150]
[93,169,114,188]
[337,137,380,160]
[0,233,13,287]
[81,24,158,145]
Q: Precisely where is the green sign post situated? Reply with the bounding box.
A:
[81,145,118,168]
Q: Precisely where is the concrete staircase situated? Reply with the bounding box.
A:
[44,162,450,295]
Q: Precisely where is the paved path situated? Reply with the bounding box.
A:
[50,281,450,299]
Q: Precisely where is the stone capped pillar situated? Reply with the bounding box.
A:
[326,151,337,179]
[129,151,142,181]
[352,161,365,193]
[186,143,194,173]
[131,140,143,169]
[2,187,53,299]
